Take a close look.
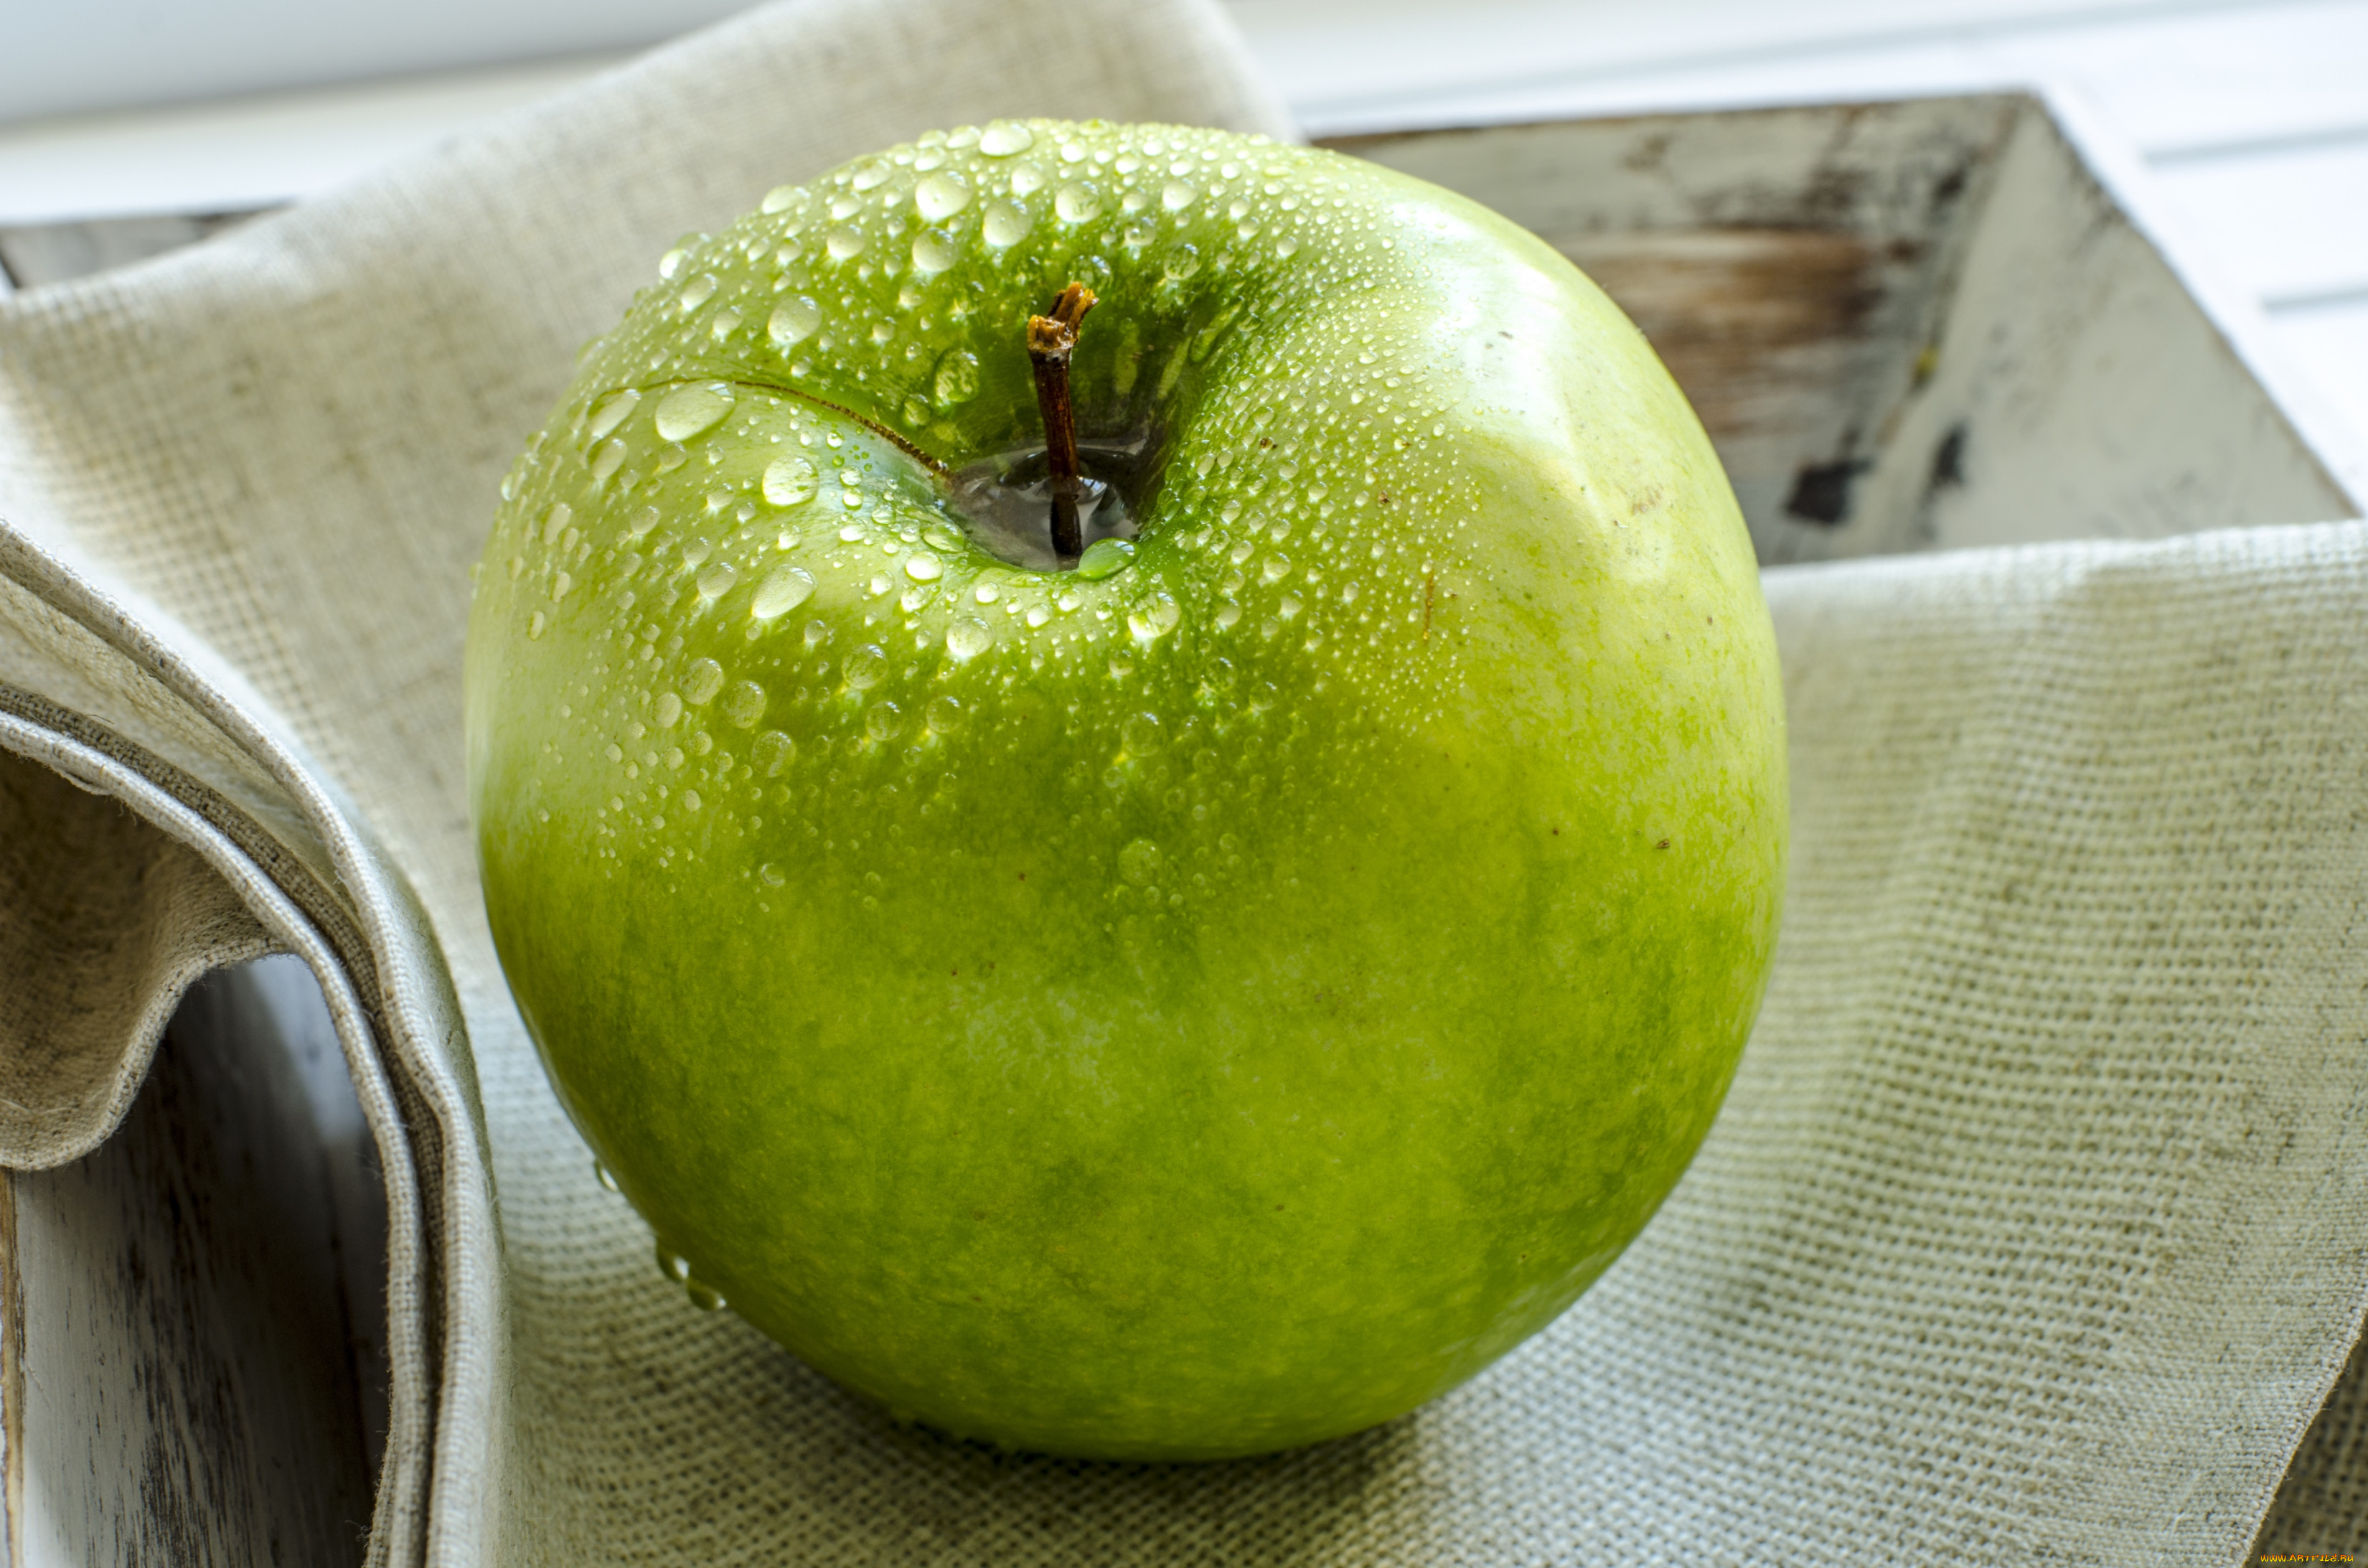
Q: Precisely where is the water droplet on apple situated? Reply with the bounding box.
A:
[866,701,903,742]
[527,611,548,639]
[753,731,795,776]
[928,695,964,733]
[1215,603,1242,629]
[658,246,689,281]
[761,185,798,213]
[540,500,573,546]
[922,521,964,552]
[850,159,893,192]
[1162,180,1197,210]
[677,273,718,310]
[697,561,738,600]
[1055,184,1102,223]
[946,620,992,659]
[686,1279,728,1311]
[914,171,972,221]
[978,121,1034,156]
[932,348,981,406]
[1119,838,1162,886]
[656,1243,690,1282]
[804,620,832,649]
[629,505,661,537]
[903,553,942,583]
[587,389,641,441]
[721,680,769,727]
[769,296,821,347]
[1123,713,1163,754]
[654,691,683,727]
[589,440,626,482]
[844,644,888,690]
[911,229,959,273]
[1076,538,1134,580]
[654,383,735,442]
[763,454,818,507]
[595,1162,621,1193]
[826,227,868,261]
[1129,593,1181,641]
[758,860,786,886]
[750,565,817,620]
[1262,556,1292,584]
[982,202,1033,248]
[682,657,725,704]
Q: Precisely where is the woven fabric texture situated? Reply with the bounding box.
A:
[1,0,2364,1561]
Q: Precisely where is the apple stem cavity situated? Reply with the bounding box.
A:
[1028,283,1099,564]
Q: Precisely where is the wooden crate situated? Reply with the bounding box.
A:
[1331,91,2367,561]
[5,89,2361,1564]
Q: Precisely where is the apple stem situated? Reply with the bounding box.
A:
[1028,283,1098,563]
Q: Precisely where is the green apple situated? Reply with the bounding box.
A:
[466,118,1785,1460]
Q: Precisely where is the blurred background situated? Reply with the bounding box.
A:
[2,0,2364,449]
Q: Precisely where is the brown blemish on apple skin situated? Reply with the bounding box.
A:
[1655,839,1671,850]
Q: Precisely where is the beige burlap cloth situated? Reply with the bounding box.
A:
[4,0,2366,1560]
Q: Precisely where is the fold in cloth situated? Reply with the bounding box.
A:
[1,0,2363,1562]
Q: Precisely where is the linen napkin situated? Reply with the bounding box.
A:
[3,0,2365,1561]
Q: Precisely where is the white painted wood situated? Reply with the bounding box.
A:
[0,964,381,1567]
[2151,136,2368,305]
[0,55,626,227]
[2273,299,2368,443]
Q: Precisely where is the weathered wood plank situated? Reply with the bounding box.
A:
[0,964,380,1567]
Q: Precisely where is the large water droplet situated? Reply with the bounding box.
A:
[541,500,573,545]
[932,349,981,406]
[978,121,1035,156]
[527,611,548,639]
[682,657,725,704]
[911,229,959,273]
[657,1242,690,1282]
[761,184,798,213]
[722,680,769,727]
[915,171,972,221]
[903,553,942,582]
[654,383,735,442]
[1076,538,1135,580]
[982,202,1033,248]
[678,273,718,310]
[866,701,903,741]
[763,455,818,506]
[1162,180,1198,211]
[946,620,992,659]
[595,1161,621,1193]
[844,644,888,690]
[751,565,817,620]
[1123,712,1164,754]
[753,731,795,776]
[1129,593,1181,640]
[587,389,641,441]
[1055,184,1102,223]
[629,505,661,537]
[928,695,964,733]
[589,441,626,482]
[826,227,869,261]
[769,296,821,347]
[851,159,893,192]
[1119,838,1162,887]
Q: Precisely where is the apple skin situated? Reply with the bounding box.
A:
[466,120,1785,1460]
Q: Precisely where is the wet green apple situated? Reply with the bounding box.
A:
[466,118,1786,1460]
